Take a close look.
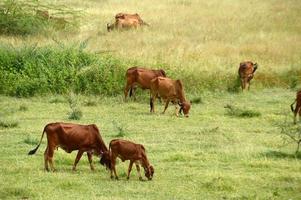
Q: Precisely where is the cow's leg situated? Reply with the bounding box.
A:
[162,99,170,114]
[240,78,244,91]
[87,152,94,171]
[44,146,49,171]
[110,154,118,180]
[135,163,143,181]
[127,160,134,180]
[72,150,84,171]
[124,82,131,101]
[175,104,180,117]
[150,92,157,113]
[47,145,55,171]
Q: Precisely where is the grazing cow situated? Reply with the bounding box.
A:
[28,122,110,171]
[291,90,301,124]
[238,61,258,91]
[124,67,166,100]
[150,77,191,117]
[103,139,154,181]
[107,13,149,32]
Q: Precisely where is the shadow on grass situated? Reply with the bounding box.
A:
[263,150,301,160]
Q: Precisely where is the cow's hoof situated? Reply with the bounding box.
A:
[139,177,143,181]
[110,175,114,179]
[127,177,130,180]
[115,177,119,180]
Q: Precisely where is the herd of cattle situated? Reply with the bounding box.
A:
[28,12,301,181]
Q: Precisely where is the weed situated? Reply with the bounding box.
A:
[224,104,261,118]
[19,104,28,111]
[23,136,39,145]
[66,92,82,120]
[112,120,126,137]
[0,119,18,128]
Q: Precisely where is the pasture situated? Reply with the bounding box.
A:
[0,0,301,199]
[0,90,300,199]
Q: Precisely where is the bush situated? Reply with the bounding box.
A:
[0,43,126,97]
[0,0,80,35]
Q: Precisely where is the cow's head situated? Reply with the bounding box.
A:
[99,151,111,170]
[179,101,191,117]
[144,165,154,180]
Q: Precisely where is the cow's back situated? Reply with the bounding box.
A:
[151,77,177,99]
[239,61,254,77]
[45,122,100,152]
[126,67,165,89]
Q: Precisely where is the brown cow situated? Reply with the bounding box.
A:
[150,77,191,117]
[124,67,166,100]
[102,139,154,181]
[107,13,149,32]
[238,61,258,91]
[28,122,110,171]
[291,90,301,124]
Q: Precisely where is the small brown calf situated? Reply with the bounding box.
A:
[238,61,258,91]
[105,139,154,181]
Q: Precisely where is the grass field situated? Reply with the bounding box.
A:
[0,89,300,199]
[0,0,301,199]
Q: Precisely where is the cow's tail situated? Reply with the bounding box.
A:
[291,99,296,112]
[28,127,46,155]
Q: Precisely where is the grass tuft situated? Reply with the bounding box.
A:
[112,120,126,137]
[0,119,18,128]
[224,104,261,118]
[23,136,39,145]
[19,104,28,111]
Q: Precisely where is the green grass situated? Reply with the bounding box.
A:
[0,89,300,199]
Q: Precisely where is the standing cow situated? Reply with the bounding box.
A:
[124,67,166,101]
[291,90,301,124]
[28,122,110,171]
[150,77,191,117]
[238,61,258,91]
[101,139,154,181]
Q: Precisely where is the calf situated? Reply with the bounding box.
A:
[150,77,191,117]
[124,67,166,100]
[291,90,301,124]
[28,122,110,171]
[105,139,154,181]
[238,61,258,91]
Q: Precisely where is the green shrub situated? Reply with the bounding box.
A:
[112,120,126,137]
[66,92,83,120]
[0,43,126,97]
[0,0,80,36]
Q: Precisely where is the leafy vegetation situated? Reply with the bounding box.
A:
[0,0,80,35]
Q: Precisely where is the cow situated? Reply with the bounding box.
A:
[238,61,258,91]
[150,77,191,117]
[28,122,110,171]
[107,13,149,32]
[124,67,166,101]
[102,139,154,181]
[291,90,301,124]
